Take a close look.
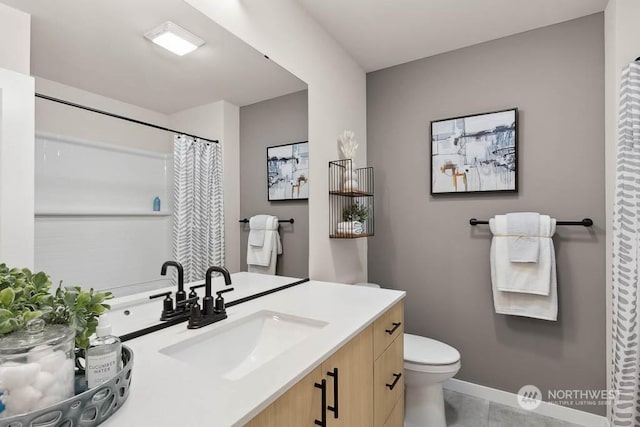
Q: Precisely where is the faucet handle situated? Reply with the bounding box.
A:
[188,283,206,298]
[214,288,234,314]
[215,288,234,297]
[149,291,172,300]
[150,291,175,321]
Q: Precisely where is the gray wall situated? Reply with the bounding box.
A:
[367,14,605,414]
[240,90,309,278]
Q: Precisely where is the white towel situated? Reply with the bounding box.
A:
[506,212,540,262]
[247,216,282,275]
[248,215,271,247]
[489,216,557,321]
[337,221,363,234]
[492,215,555,295]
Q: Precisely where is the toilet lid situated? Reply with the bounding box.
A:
[404,333,460,365]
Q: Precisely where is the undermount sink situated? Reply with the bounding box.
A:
[159,310,328,380]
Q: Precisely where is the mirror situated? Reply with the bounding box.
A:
[1,0,308,297]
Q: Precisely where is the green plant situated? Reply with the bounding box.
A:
[0,264,112,349]
[342,201,370,222]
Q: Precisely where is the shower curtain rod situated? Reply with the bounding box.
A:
[35,93,220,144]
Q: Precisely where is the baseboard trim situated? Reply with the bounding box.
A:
[443,379,609,427]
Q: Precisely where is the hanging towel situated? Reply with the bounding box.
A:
[247,216,282,275]
[506,212,540,262]
[492,215,555,295]
[248,215,270,247]
[489,216,558,321]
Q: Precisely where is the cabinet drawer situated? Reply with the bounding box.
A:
[383,395,404,427]
[374,334,404,427]
[373,300,404,359]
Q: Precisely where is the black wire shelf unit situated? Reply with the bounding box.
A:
[329,159,374,239]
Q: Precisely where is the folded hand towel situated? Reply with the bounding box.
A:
[506,212,540,262]
[247,215,282,275]
[337,221,363,234]
[489,216,557,320]
[249,215,270,247]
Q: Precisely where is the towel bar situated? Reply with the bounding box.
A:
[239,218,294,224]
[469,218,593,227]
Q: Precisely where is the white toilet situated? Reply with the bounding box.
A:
[354,283,461,427]
[404,333,460,427]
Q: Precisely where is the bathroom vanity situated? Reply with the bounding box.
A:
[101,274,405,427]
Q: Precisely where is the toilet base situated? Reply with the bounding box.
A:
[404,382,446,427]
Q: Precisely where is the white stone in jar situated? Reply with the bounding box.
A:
[32,371,55,392]
[0,362,40,389]
[37,350,66,373]
[6,385,42,415]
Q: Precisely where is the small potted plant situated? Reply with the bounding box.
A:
[0,264,112,417]
[340,202,370,235]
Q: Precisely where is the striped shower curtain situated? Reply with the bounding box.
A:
[612,61,640,426]
[172,135,225,283]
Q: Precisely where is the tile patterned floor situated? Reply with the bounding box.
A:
[444,390,584,427]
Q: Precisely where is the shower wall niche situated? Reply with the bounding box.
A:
[34,133,174,294]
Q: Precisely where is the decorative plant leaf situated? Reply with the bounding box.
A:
[0,287,15,307]
[0,264,112,349]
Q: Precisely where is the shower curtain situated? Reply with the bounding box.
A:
[612,61,640,426]
[172,135,225,283]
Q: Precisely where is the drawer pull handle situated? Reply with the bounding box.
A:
[386,373,402,390]
[385,322,402,335]
[327,368,339,419]
[314,379,327,426]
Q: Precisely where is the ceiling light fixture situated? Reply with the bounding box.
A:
[144,21,205,56]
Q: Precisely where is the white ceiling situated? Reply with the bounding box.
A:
[1,0,609,112]
[0,0,307,114]
[295,0,609,72]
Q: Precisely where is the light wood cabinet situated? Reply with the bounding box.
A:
[244,366,324,427]
[245,301,404,427]
[383,396,404,427]
[373,300,404,427]
[374,333,404,426]
[322,326,373,426]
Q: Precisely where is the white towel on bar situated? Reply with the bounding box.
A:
[492,215,555,295]
[247,216,282,275]
[506,212,540,262]
[248,215,272,247]
[489,216,557,321]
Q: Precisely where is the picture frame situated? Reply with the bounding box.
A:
[267,141,309,201]
[430,108,518,195]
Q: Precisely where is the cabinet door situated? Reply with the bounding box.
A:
[374,334,404,426]
[322,326,374,427]
[245,366,324,427]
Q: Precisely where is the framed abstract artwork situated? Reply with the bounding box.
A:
[267,141,309,201]
[430,108,518,194]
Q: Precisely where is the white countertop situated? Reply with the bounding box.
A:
[102,277,405,427]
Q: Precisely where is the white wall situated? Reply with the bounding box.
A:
[36,77,172,153]
[186,0,368,283]
[604,0,640,416]
[0,4,33,269]
[0,69,35,269]
[169,100,241,273]
[0,3,30,74]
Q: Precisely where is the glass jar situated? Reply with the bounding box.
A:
[0,319,75,418]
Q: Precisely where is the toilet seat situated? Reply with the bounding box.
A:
[404,333,460,366]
